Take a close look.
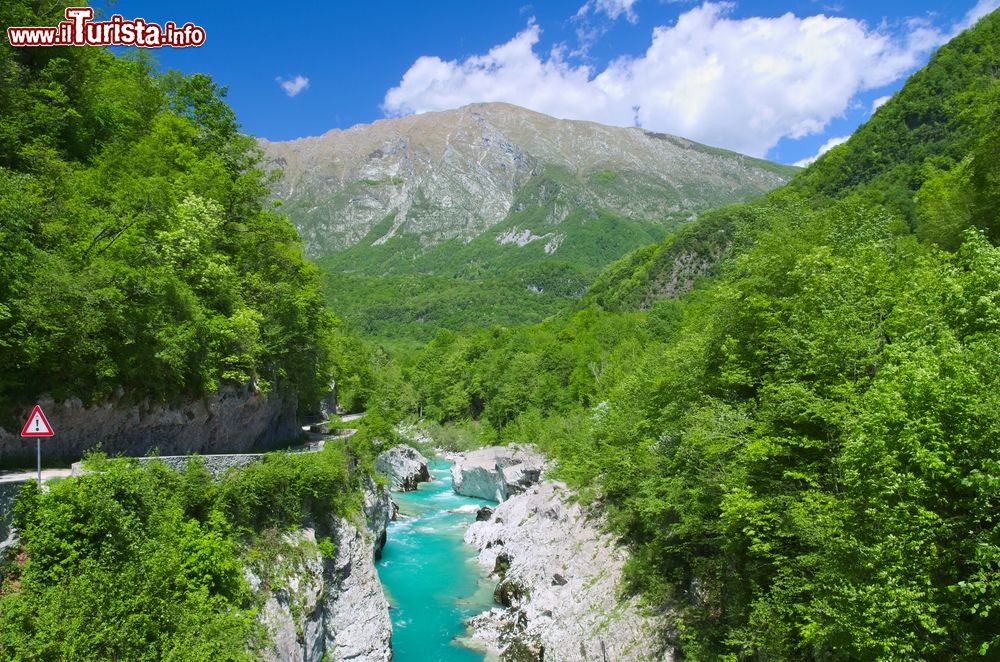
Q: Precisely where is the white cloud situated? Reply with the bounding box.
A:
[871,95,892,113]
[383,2,969,158]
[276,75,310,97]
[385,21,602,127]
[573,0,640,55]
[577,0,639,23]
[954,0,1000,32]
[794,134,851,167]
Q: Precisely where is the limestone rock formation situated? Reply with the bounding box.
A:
[0,384,298,465]
[464,480,670,661]
[250,476,393,662]
[260,103,796,260]
[375,444,431,492]
[450,445,545,502]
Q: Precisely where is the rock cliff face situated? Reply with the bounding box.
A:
[0,385,298,464]
[250,476,394,662]
[261,104,796,340]
[260,103,796,260]
[375,445,431,491]
[465,480,670,661]
[450,445,545,502]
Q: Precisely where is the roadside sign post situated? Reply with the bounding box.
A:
[20,405,54,485]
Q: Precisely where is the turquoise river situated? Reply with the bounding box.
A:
[376,459,497,661]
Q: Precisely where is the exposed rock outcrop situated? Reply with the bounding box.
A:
[375,444,430,492]
[250,476,393,662]
[464,480,670,661]
[450,445,545,502]
[260,103,795,260]
[0,384,298,464]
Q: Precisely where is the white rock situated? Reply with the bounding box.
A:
[323,518,393,661]
[375,444,430,492]
[0,384,298,465]
[259,103,793,260]
[252,477,393,662]
[464,480,671,661]
[451,445,545,502]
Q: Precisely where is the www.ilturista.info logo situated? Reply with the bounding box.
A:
[7,7,206,48]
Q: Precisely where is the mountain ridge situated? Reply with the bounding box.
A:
[260,102,796,340]
[260,102,797,260]
[579,8,1000,315]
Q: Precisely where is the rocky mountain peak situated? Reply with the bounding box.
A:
[259,102,797,259]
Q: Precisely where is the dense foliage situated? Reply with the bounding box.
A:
[0,0,337,413]
[322,264,590,344]
[402,11,1000,659]
[2,2,998,659]
[791,21,999,215]
[0,445,359,660]
[0,9,385,656]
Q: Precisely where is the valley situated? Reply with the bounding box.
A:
[1,2,999,660]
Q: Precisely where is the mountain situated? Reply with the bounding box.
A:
[260,103,796,341]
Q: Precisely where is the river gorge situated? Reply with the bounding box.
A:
[376,458,495,661]
[365,443,668,662]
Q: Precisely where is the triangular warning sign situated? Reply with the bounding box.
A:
[21,405,54,437]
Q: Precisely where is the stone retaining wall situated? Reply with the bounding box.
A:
[0,384,298,466]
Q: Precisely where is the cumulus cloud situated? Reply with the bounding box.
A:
[794,134,851,167]
[276,75,310,97]
[383,2,975,157]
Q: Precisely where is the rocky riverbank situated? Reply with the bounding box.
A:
[249,475,394,662]
[247,444,433,660]
[453,447,670,661]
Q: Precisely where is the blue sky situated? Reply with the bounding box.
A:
[98,1,998,165]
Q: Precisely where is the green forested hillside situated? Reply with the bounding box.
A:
[397,10,1000,658]
[0,1,337,413]
[0,5,385,656]
[320,207,671,342]
[790,21,999,212]
[584,15,1000,316]
[3,1,999,659]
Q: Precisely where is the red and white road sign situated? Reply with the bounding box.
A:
[20,405,54,437]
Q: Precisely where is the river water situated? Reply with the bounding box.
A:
[376,458,496,661]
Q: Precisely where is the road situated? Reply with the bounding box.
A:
[1,413,368,482]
